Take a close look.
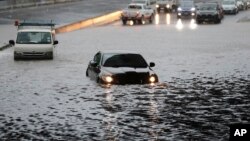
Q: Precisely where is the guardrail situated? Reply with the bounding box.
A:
[55,11,122,34]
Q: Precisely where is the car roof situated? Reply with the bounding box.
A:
[100,50,139,54]
[18,28,52,32]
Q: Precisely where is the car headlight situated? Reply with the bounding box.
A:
[102,75,113,83]
[177,7,182,11]
[191,7,195,11]
[166,4,170,8]
[156,5,159,8]
[149,75,156,83]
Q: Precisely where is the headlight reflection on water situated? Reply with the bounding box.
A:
[189,19,197,30]
[176,19,184,30]
[176,19,197,30]
[166,13,171,25]
[155,13,160,25]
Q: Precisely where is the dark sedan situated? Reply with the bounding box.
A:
[196,3,222,24]
[86,51,158,85]
[177,1,196,19]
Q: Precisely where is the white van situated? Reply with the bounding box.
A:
[9,21,58,60]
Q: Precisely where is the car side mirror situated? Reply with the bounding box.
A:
[90,61,98,67]
[149,62,155,67]
[53,40,58,45]
[9,40,15,46]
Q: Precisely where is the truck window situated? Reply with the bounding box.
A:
[16,32,52,44]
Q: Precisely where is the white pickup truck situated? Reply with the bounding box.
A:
[121,3,154,25]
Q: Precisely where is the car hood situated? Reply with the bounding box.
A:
[101,67,151,75]
[222,5,235,9]
[14,44,53,52]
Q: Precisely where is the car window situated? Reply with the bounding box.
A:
[102,53,148,68]
[199,4,217,10]
[223,1,235,5]
[16,32,52,44]
[129,5,142,9]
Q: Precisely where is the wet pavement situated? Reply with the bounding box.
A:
[0,0,130,25]
[0,4,250,141]
[0,76,249,140]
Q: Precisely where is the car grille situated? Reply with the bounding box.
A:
[23,52,45,56]
[114,72,150,84]
[197,14,217,19]
[159,4,166,7]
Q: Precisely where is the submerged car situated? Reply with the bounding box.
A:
[196,3,223,24]
[86,51,158,85]
[9,21,58,60]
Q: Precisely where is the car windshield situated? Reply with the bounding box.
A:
[16,32,52,44]
[199,4,217,10]
[102,53,148,68]
[222,1,235,5]
[128,5,142,9]
[181,2,194,8]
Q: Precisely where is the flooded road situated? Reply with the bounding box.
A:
[1,9,250,140]
[0,75,249,140]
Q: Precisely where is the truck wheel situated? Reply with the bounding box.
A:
[14,55,19,61]
[86,69,89,77]
[132,20,136,25]
[48,53,53,60]
[196,20,202,24]
[215,19,221,24]
[122,19,127,25]
[139,16,144,24]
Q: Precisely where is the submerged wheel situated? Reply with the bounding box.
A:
[14,55,20,61]
[122,19,127,25]
[48,52,53,60]
[139,16,144,24]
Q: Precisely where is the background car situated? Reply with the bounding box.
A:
[156,0,174,13]
[196,3,223,24]
[222,0,239,14]
[121,3,154,25]
[236,0,244,10]
[86,51,159,85]
[177,0,196,19]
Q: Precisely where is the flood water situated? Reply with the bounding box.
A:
[0,75,249,140]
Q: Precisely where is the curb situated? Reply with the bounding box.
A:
[55,11,122,34]
[0,44,11,51]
